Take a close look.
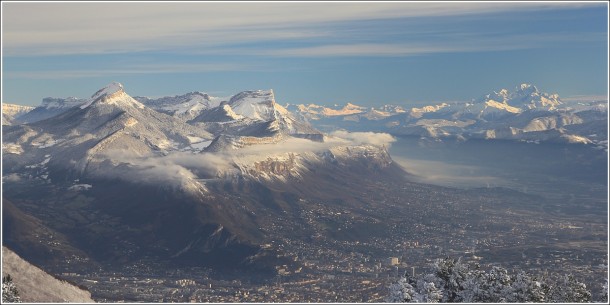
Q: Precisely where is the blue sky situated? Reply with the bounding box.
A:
[2,1,608,106]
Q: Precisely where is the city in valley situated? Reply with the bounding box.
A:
[7,138,604,302]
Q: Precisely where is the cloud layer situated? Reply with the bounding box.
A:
[94,131,396,188]
[3,2,600,57]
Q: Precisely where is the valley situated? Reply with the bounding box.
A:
[3,140,607,302]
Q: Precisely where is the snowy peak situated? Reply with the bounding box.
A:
[228,89,277,121]
[80,82,144,110]
[475,83,562,111]
[516,83,538,95]
[91,81,124,101]
[510,83,561,111]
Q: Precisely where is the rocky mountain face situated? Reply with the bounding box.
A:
[2,82,401,275]
[289,84,607,150]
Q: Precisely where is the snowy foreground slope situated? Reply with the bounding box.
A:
[288,84,608,149]
[2,246,95,303]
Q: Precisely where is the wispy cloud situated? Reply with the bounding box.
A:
[4,63,258,79]
[256,32,606,57]
[2,2,601,57]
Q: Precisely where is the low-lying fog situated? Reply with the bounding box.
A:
[389,136,608,205]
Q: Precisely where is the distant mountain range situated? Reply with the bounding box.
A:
[5,83,606,150]
[286,84,607,150]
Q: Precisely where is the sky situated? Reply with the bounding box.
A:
[1,1,608,107]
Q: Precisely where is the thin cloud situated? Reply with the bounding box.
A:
[257,32,606,57]
[2,2,601,57]
[4,63,258,80]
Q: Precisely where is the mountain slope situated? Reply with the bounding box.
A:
[2,246,95,303]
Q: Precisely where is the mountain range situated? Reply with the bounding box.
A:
[2,82,401,272]
[287,84,608,150]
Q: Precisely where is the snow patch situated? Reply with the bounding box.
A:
[68,184,93,191]
[3,143,23,154]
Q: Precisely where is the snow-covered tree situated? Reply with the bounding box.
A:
[504,271,546,302]
[429,257,470,302]
[547,274,591,303]
[386,275,419,302]
[458,266,512,302]
[2,274,21,303]
[387,257,595,303]
[416,275,443,303]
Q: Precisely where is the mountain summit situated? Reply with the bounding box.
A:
[80,81,145,110]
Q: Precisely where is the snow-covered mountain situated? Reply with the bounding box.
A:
[290,84,607,149]
[134,91,224,120]
[3,82,215,190]
[3,82,400,271]
[2,103,34,125]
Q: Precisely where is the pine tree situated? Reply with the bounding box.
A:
[2,274,21,303]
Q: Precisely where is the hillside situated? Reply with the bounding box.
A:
[2,246,95,303]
